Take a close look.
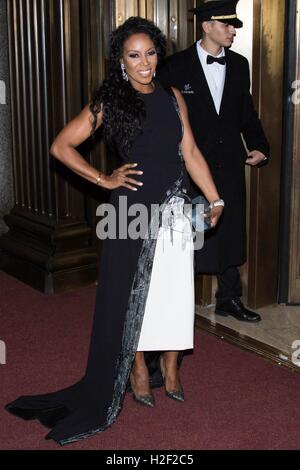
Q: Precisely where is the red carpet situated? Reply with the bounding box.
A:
[1,271,300,450]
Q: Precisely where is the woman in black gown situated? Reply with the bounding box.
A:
[5,17,223,445]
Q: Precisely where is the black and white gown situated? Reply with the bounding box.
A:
[5,82,195,445]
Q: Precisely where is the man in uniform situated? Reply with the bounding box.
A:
[159,0,270,322]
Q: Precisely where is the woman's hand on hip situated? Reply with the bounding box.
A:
[102,163,144,191]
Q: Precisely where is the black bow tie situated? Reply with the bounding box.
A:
[207,55,226,65]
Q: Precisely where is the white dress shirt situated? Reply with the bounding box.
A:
[196,40,226,115]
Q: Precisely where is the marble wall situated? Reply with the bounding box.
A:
[0,0,13,235]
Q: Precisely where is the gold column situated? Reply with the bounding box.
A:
[247,0,285,307]
[114,0,154,27]
[114,0,195,52]
[288,0,300,303]
[0,0,99,293]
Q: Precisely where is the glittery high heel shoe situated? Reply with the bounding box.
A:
[130,372,155,408]
[159,356,185,403]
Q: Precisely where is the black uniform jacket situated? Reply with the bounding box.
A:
[158,43,270,273]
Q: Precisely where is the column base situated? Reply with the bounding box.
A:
[0,211,99,294]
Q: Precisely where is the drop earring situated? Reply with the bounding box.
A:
[121,63,128,82]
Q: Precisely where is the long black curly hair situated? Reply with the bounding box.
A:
[89,17,167,157]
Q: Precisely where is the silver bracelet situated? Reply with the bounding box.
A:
[209,199,225,210]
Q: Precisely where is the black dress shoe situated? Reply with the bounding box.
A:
[215,298,261,322]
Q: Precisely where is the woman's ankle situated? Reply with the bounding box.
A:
[161,353,181,390]
[130,366,151,395]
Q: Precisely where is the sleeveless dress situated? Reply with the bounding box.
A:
[5,81,195,445]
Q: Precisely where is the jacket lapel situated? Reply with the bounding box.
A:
[187,44,217,117]
[219,49,234,117]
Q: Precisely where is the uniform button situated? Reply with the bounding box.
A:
[217,139,223,144]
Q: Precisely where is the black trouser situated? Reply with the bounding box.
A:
[215,266,242,304]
